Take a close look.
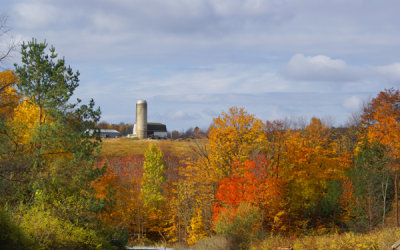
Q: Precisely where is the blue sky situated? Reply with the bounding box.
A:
[1,0,400,131]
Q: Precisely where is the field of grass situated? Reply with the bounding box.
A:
[251,226,400,250]
[98,138,206,158]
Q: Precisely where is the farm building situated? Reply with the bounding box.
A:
[132,123,167,139]
[99,129,120,138]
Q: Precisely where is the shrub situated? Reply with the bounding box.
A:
[214,202,263,250]
[17,206,108,249]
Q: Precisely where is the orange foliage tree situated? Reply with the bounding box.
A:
[213,157,287,233]
[93,156,144,241]
[279,118,350,229]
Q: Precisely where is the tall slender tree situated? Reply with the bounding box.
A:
[11,39,107,246]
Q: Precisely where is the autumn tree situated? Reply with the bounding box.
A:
[93,156,145,243]
[207,106,266,180]
[280,118,350,229]
[361,88,400,226]
[0,70,20,118]
[264,120,288,178]
[141,144,168,241]
[0,70,23,205]
[213,158,287,233]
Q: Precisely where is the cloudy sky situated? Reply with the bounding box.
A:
[1,0,400,131]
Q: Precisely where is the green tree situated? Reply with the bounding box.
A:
[13,39,103,208]
[348,139,393,231]
[0,39,117,248]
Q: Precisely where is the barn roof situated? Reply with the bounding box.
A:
[100,129,120,133]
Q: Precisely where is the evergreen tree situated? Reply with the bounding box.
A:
[0,39,118,249]
[13,39,103,210]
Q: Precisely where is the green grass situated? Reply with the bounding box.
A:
[98,138,206,158]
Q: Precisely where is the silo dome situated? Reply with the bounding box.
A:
[137,99,147,105]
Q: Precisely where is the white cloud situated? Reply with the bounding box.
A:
[89,12,128,32]
[13,2,58,29]
[4,0,400,130]
[281,54,361,82]
[343,96,362,111]
[375,63,400,82]
[168,110,195,120]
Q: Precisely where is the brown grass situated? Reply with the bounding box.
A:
[253,226,400,250]
[98,138,206,158]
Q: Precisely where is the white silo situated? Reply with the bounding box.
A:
[136,99,147,139]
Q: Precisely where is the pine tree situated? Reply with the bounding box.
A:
[6,39,111,248]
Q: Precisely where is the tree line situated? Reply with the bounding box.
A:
[93,91,400,249]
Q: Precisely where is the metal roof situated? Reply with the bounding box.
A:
[100,129,120,133]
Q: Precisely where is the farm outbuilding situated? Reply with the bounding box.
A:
[99,129,120,138]
[132,122,167,139]
[147,123,167,139]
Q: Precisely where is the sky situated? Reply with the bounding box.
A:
[1,0,400,131]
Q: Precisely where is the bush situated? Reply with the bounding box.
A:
[0,210,33,249]
[214,203,263,250]
[17,206,108,249]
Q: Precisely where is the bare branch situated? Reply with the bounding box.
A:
[0,14,16,64]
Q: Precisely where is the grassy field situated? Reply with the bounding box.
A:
[98,138,206,158]
[251,226,400,250]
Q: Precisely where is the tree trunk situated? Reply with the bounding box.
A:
[394,170,399,227]
[382,171,389,226]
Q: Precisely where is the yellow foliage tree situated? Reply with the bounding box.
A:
[281,118,350,220]
[0,69,20,118]
[207,106,266,180]
[187,208,208,245]
[10,98,41,145]
[167,156,214,243]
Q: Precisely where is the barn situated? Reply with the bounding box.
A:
[132,123,167,139]
[147,123,167,139]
